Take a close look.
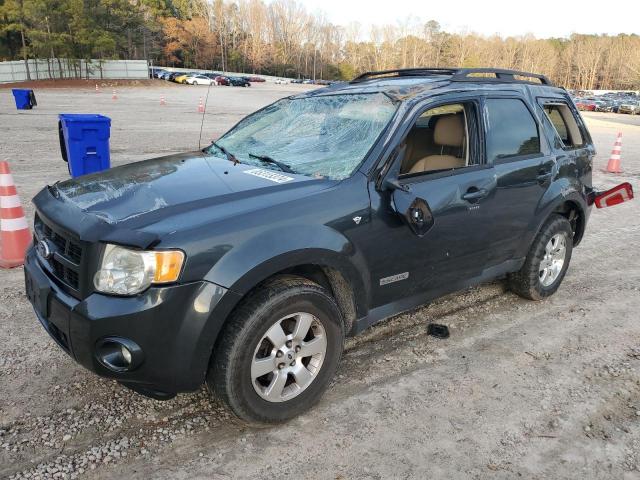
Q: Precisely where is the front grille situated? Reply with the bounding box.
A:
[35,215,84,292]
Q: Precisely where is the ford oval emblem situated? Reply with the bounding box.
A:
[36,239,52,259]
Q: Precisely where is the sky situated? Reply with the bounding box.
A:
[296,0,639,39]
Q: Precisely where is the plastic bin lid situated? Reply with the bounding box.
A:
[58,114,111,124]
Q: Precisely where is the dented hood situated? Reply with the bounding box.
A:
[39,151,334,247]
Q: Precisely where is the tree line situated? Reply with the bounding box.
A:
[1,0,639,89]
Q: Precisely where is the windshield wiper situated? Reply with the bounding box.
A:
[211,142,240,165]
[249,153,295,173]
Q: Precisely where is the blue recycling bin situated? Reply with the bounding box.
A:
[12,89,37,110]
[58,114,111,178]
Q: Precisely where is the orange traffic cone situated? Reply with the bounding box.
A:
[0,161,31,268]
[95,84,99,93]
[160,94,166,106]
[112,89,118,101]
[605,132,623,173]
[198,97,205,113]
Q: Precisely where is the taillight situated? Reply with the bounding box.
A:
[593,182,634,208]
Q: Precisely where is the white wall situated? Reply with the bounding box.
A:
[0,59,149,83]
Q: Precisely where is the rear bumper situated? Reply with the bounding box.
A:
[24,246,241,395]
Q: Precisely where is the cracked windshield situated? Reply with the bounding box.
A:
[207,93,398,180]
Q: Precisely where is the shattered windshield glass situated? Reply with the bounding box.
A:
[206,93,398,180]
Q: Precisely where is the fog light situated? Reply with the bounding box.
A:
[95,337,143,372]
[121,345,132,365]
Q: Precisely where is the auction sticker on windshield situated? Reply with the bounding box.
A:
[243,168,294,183]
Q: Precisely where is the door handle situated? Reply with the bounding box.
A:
[462,188,488,202]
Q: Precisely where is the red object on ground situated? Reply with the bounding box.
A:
[594,182,634,209]
[605,132,623,173]
[95,84,99,93]
[160,94,166,106]
[198,97,205,113]
[112,89,117,100]
[0,161,31,268]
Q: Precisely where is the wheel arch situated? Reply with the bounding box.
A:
[552,198,587,246]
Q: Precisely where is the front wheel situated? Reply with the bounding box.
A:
[508,214,573,300]
[207,275,344,423]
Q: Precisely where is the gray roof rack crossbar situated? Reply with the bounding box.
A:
[350,68,459,83]
[450,68,553,85]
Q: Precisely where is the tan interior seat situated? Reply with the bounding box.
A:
[409,114,466,174]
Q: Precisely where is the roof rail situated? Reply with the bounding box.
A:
[350,67,554,86]
[350,68,459,83]
[450,68,553,85]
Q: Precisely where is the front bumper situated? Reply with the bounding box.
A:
[24,247,241,395]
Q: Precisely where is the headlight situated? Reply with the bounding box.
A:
[94,244,185,295]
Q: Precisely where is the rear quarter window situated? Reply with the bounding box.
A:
[485,98,541,162]
[541,102,584,148]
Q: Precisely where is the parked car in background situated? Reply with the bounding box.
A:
[247,76,265,82]
[594,100,613,112]
[619,101,640,115]
[186,74,215,86]
[229,76,251,87]
[149,68,166,79]
[575,99,597,111]
[174,73,196,84]
[166,72,181,82]
[275,78,287,84]
[215,75,231,86]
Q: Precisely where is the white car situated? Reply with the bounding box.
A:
[274,78,286,84]
[186,75,215,86]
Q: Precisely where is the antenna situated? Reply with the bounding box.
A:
[198,72,215,149]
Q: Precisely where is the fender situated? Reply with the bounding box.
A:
[203,223,371,314]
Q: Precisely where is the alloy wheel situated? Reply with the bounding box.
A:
[251,312,327,402]
[539,233,567,287]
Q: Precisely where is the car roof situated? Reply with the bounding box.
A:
[295,67,565,103]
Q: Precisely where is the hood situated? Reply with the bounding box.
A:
[41,151,335,246]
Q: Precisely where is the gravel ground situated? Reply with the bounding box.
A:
[1,83,639,479]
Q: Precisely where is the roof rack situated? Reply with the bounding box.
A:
[350,67,553,86]
[451,68,553,85]
[350,68,459,83]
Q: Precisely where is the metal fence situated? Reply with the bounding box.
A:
[0,59,149,83]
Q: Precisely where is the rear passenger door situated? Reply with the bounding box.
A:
[482,96,556,266]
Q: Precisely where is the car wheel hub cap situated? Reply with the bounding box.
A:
[539,233,567,287]
[251,312,327,403]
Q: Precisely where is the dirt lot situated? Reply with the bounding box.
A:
[1,83,639,480]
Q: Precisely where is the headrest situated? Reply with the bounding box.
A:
[433,114,464,148]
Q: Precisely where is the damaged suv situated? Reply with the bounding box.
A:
[25,68,596,423]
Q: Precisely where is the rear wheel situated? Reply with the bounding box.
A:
[207,275,344,423]
[508,214,573,300]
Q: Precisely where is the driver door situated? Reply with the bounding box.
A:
[364,98,498,308]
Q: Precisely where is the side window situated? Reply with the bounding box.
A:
[542,103,584,148]
[399,103,473,176]
[485,98,541,162]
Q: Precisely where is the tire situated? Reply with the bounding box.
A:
[207,275,344,423]
[508,214,573,301]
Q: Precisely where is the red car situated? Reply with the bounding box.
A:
[215,76,230,86]
[247,76,265,82]
[575,99,596,111]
